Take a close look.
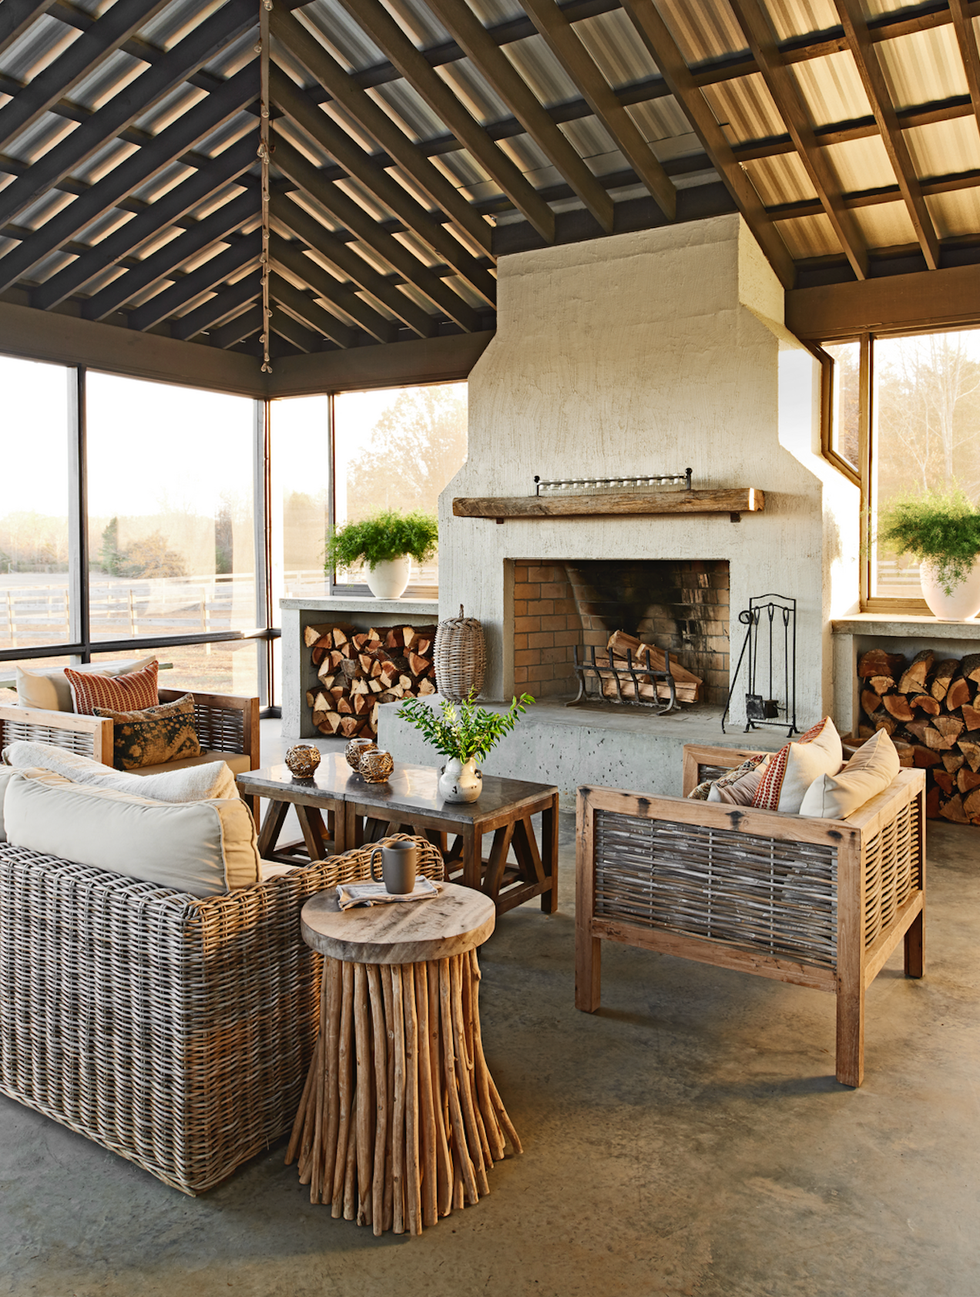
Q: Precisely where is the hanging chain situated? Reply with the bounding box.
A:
[258,0,273,374]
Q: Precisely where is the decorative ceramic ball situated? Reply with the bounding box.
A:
[285,744,321,778]
[359,749,394,784]
[345,737,378,771]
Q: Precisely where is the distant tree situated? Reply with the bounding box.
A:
[215,505,233,575]
[343,386,467,522]
[100,516,123,574]
[118,531,187,579]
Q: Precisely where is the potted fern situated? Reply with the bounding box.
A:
[325,508,438,598]
[397,691,533,802]
[877,486,980,619]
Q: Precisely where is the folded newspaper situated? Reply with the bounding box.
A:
[335,877,443,909]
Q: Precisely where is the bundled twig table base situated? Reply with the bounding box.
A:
[287,883,521,1234]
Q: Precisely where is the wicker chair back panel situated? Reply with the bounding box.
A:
[594,810,839,968]
[187,701,244,752]
[0,717,98,757]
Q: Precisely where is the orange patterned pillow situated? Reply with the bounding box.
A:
[65,660,159,715]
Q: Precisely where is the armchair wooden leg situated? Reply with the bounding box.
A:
[835,977,865,1088]
[575,929,602,1013]
[904,909,924,978]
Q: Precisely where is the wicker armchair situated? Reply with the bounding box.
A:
[0,688,259,772]
[0,834,444,1195]
[576,744,926,1088]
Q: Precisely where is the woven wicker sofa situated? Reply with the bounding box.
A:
[576,744,926,1087]
[0,832,443,1195]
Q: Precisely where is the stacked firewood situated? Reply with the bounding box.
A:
[304,622,438,738]
[602,630,703,704]
[858,647,980,822]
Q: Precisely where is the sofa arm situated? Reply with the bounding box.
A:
[0,704,112,764]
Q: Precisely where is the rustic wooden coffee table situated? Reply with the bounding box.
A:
[236,755,559,915]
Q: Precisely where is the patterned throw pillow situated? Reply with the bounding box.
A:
[94,693,201,771]
[65,659,159,715]
[751,717,843,814]
[687,754,768,801]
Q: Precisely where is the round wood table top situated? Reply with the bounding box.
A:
[301,881,495,965]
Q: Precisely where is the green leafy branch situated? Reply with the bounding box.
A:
[397,692,534,764]
[877,485,980,595]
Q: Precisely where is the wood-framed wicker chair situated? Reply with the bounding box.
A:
[576,744,926,1088]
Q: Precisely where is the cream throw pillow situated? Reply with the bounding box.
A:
[15,656,157,713]
[799,729,901,819]
[4,773,260,895]
[2,740,237,801]
[0,765,73,841]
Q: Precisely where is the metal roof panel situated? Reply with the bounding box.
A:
[875,26,968,111]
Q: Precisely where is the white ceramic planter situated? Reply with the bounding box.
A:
[920,557,980,620]
[366,555,412,599]
[438,757,483,803]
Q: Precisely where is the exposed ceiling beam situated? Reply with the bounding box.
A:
[786,261,980,338]
[83,189,257,322]
[128,231,260,332]
[270,191,436,339]
[269,5,491,259]
[269,303,320,355]
[209,304,262,350]
[730,0,868,280]
[31,135,258,311]
[620,0,794,287]
[171,272,260,341]
[520,0,676,221]
[270,232,395,343]
[424,0,614,234]
[0,0,255,229]
[272,137,477,332]
[334,0,556,244]
[269,270,353,348]
[0,64,256,294]
[270,67,495,309]
[0,1,57,58]
[834,0,940,270]
[950,0,980,139]
[0,0,170,151]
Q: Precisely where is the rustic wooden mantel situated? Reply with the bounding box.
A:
[452,487,764,520]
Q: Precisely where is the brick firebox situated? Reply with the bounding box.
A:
[510,559,730,705]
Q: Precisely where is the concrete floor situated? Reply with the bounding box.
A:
[2,725,980,1296]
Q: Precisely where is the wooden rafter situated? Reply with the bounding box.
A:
[0,0,57,58]
[84,190,256,322]
[269,271,353,349]
[0,64,256,295]
[520,0,676,221]
[31,135,258,311]
[730,0,869,280]
[0,0,170,151]
[333,0,557,244]
[271,67,495,309]
[269,233,395,343]
[950,0,980,139]
[0,0,254,230]
[209,305,263,350]
[425,0,614,234]
[620,0,794,288]
[128,232,261,333]
[269,304,321,355]
[271,137,474,332]
[834,0,940,270]
[173,275,261,342]
[270,191,435,339]
[269,5,491,259]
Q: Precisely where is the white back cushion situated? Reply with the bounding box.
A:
[16,657,157,712]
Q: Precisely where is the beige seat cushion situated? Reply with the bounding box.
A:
[134,750,251,776]
[15,657,157,713]
[4,773,260,896]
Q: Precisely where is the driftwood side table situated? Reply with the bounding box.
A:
[287,883,522,1235]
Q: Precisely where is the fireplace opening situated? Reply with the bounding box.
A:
[511,559,729,707]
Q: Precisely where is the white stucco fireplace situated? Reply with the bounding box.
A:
[381,213,860,798]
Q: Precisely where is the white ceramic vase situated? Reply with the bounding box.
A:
[438,756,483,803]
[920,557,980,620]
[366,555,412,599]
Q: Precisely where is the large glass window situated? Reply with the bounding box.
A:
[0,357,72,652]
[269,393,331,599]
[86,374,258,678]
[333,382,467,590]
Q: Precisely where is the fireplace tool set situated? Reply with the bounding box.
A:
[722,594,797,735]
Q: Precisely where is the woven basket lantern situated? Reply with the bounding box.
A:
[434,605,487,701]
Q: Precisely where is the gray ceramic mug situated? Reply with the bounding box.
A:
[369,841,418,895]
